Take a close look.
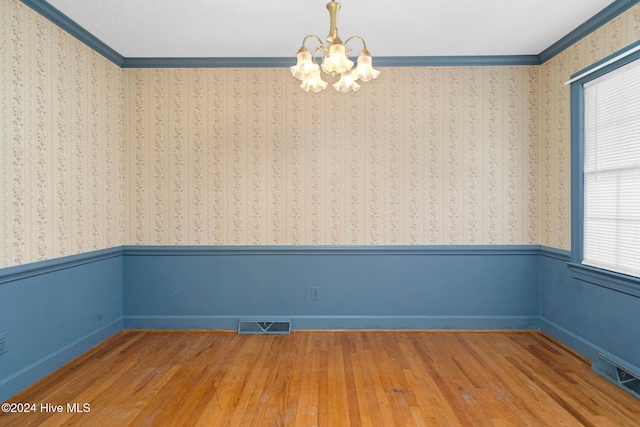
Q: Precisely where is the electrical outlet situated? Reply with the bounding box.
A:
[0,332,7,355]
[311,287,320,300]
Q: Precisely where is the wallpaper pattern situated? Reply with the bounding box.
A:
[2,0,640,267]
[539,3,640,250]
[124,67,539,246]
[1,0,124,268]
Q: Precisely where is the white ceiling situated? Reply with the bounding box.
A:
[45,0,617,58]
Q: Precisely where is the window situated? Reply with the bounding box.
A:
[581,57,640,278]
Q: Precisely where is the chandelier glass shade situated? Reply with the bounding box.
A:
[291,1,379,93]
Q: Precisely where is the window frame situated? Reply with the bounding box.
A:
[568,40,640,297]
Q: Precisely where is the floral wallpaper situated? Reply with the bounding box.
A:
[1,0,124,268]
[539,3,640,250]
[2,0,640,267]
[123,66,539,246]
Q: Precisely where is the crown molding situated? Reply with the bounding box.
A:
[538,0,640,63]
[19,0,125,66]
[122,55,541,68]
[121,57,295,68]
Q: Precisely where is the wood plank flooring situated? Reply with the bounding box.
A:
[2,331,639,426]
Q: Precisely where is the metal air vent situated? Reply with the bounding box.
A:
[592,354,640,399]
[238,320,291,335]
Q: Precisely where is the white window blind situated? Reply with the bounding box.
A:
[583,59,640,278]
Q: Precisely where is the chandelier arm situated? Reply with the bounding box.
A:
[302,35,326,50]
[344,36,367,52]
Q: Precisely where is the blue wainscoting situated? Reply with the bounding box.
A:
[540,248,640,373]
[122,245,541,331]
[0,249,123,402]
[3,244,639,402]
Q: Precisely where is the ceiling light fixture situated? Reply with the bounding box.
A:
[291,0,380,93]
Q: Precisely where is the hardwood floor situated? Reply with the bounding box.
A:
[2,331,639,426]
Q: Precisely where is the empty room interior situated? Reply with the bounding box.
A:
[1,0,640,424]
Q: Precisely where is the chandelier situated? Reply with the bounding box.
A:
[290,0,380,93]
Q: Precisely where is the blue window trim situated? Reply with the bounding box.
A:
[569,39,640,297]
